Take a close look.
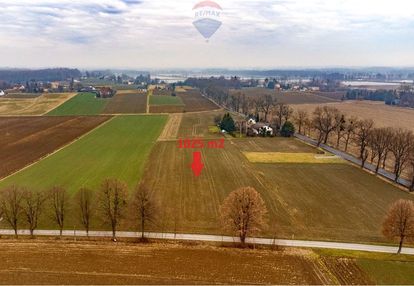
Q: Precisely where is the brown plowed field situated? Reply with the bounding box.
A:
[103,93,147,114]
[178,90,219,112]
[150,105,185,113]
[0,240,371,285]
[0,116,110,179]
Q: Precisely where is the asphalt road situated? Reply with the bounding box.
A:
[0,229,413,255]
[294,133,412,188]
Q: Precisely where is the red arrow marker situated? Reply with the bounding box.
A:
[191,151,204,177]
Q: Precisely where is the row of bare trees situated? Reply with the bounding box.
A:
[293,106,414,190]
[1,182,413,253]
[0,179,157,241]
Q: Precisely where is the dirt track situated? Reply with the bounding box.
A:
[158,113,183,141]
[0,116,110,179]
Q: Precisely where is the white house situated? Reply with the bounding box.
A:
[249,123,273,136]
[0,90,5,96]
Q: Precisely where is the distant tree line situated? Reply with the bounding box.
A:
[0,68,81,83]
[293,106,414,190]
[345,88,414,108]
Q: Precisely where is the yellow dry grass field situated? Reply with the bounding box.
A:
[0,93,77,116]
[158,113,183,141]
[116,89,146,95]
[243,152,344,164]
[294,101,414,133]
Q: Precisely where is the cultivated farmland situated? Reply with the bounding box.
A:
[149,105,185,113]
[294,100,414,133]
[137,112,414,243]
[150,95,184,106]
[149,95,185,113]
[47,92,108,116]
[177,110,225,138]
[230,88,337,104]
[0,115,167,194]
[0,116,110,179]
[0,93,77,116]
[103,93,147,114]
[0,240,376,285]
[178,89,219,112]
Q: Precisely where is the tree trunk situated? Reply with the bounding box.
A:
[375,160,381,174]
[382,153,388,169]
[30,228,34,239]
[59,228,63,237]
[323,133,329,144]
[397,236,405,254]
[240,234,246,247]
[345,136,350,152]
[141,218,145,239]
[112,228,116,241]
[14,228,18,239]
[410,177,414,192]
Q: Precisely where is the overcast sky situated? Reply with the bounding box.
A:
[0,0,413,69]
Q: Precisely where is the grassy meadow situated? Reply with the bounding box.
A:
[47,92,108,115]
[0,115,167,193]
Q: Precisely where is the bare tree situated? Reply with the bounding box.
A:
[22,189,45,238]
[293,110,308,135]
[304,117,313,136]
[219,187,268,246]
[334,113,346,148]
[274,103,293,130]
[132,186,158,240]
[382,199,414,254]
[99,178,128,241]
[75,188,94,237]
[343,116,358,152]
[258,94,276,122]
[409,149,414,192]
[0,186,23,238]
[50,186,68,237]
[390,129,413,182]
[312,106,340,145]
[354,119,374,168]
[369,127,394,174]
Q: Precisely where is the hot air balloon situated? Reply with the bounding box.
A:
[193,0,222,41]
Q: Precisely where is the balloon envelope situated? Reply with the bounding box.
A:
[193,18,222,39]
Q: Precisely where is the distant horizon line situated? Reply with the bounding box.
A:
[2,66,414,71]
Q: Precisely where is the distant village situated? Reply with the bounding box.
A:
[1,68,414,108]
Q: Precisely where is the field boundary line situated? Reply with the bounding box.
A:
[41,92,79,115]
[0,229,413,255]
[0,116,115,183]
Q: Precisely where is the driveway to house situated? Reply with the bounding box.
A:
[0,229,413,255]
[294,133,411,188]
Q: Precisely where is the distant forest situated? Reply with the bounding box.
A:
[0,68,81,83]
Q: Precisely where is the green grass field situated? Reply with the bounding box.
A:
[150,95,184,106]
[47,92,108,115]
[316,249,414,284]
[0,115,167,193]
